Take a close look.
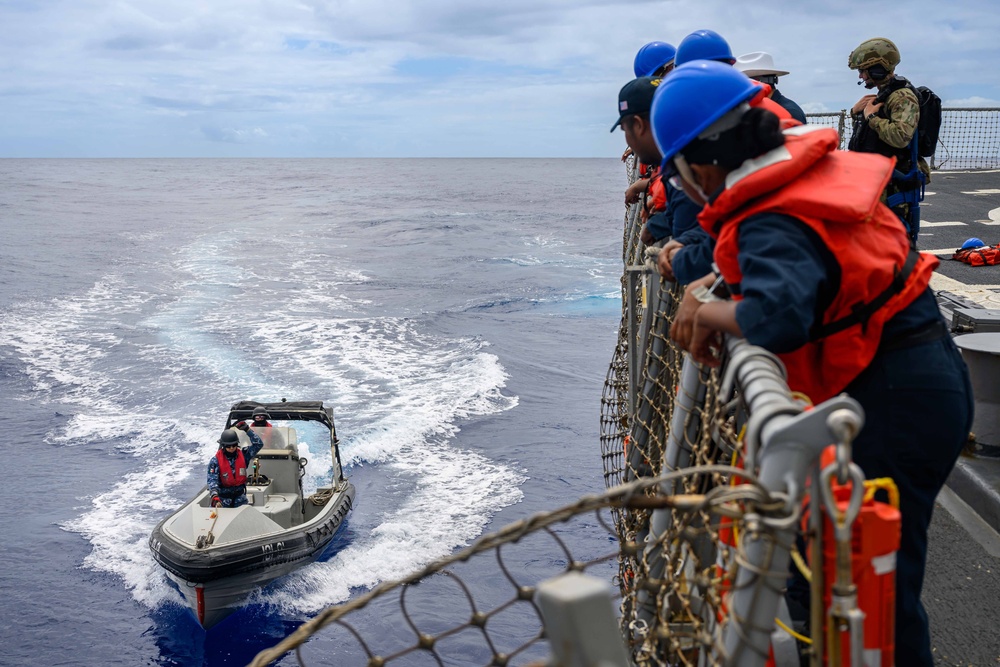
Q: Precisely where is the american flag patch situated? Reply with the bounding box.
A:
[620,101,628,111]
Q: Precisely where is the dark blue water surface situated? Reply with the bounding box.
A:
[0,159,626,666]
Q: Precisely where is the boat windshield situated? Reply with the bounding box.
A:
[250,425,288,449]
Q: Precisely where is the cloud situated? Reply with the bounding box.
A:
[944,96,1000,108]
[1,0,998,156]
[201,125,268,143]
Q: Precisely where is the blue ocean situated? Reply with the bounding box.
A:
[0,159,625,666]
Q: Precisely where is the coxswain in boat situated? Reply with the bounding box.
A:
[208,423,264,508]
[251,406,272,428]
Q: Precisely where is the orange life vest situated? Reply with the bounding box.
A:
[647,167,667,213]
[699,126,938,403]
[751,82,801,129]
[216,448,248,487]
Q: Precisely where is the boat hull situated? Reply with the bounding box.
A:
[151,484,355,627]
[165,558,317,629]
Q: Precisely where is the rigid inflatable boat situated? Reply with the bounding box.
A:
[149,400,355,628]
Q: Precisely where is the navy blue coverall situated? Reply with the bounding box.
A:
[732,212,973,667]
[646,181,716,285]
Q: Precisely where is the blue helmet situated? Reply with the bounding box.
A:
[962,237,986,249]
[633,41,677,77]
[650,60,759,164]
[675,29,734,66]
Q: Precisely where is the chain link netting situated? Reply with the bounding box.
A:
[598,156,787,666]
[805,108,1000,169]
[248,467,784,667]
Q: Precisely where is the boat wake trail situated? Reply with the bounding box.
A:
[0,232,524,616]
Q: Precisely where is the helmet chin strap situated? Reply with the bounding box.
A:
[673,155,710,206]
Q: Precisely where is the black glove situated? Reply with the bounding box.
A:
[235,421,249,431]
[211,495,222,508]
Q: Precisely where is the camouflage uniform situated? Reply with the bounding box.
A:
[847,38,928,237]
[853,82,930,221]
[207,428,264,508]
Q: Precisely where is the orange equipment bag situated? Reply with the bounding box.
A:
[953,244,1000,266]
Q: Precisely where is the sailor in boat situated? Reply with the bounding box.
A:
[208,423,264,508]
[251,406,272,428]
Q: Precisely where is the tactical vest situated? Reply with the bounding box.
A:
[848,76,916,172]
[699,126,938,403]
[216,448,248,489]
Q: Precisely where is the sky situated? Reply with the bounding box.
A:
[1,0,998,158]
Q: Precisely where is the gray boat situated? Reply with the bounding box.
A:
[149,400,355,628]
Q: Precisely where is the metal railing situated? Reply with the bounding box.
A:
[599,210,871,665]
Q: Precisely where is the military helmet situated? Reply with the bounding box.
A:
[848,37,901,73]
[218,428,240,447]
[252,406,269,420]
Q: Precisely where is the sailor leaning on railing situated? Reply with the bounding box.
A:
[617,56,971,667]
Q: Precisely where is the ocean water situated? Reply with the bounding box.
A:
[0,159,625,666]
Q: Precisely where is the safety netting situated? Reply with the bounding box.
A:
[806,108,1000,169]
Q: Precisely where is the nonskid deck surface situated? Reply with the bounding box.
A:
[920,171,1000,538]
[918,170,1000,287]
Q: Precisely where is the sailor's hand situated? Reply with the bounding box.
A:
[657,240,684,281]
[689,319,724,367]
[211,496,222,508]
[234,421,249,431]
[621,146,633,163]
[670,289,704,351]
[625,178,648,205]
[852,95,875,115]
[640,225,655,246]
[670,274,715,350]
